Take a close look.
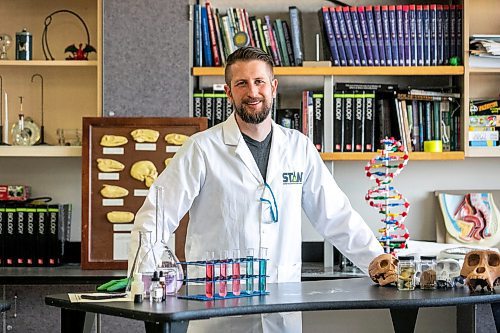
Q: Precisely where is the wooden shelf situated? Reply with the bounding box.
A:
[469,67,500,74]
[193,66,465,76]
[466,147,500,158]
[0,60,98,67]
[320,151,465,161]
[0,146,82,157]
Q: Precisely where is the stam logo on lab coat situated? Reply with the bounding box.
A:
[282,172,303,185]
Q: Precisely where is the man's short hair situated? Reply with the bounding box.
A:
[224,46,274,86]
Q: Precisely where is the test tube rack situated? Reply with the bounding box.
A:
[177,257,269,301]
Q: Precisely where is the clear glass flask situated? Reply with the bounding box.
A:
[154,185,184,294]
[127,230,157,296]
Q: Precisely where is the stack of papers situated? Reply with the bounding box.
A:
[469,35,500,68]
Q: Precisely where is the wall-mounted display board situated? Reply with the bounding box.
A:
[81,117,207,269]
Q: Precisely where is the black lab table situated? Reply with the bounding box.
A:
[46,277,500,333]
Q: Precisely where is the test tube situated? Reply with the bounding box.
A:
[219,250,228,297]
[232,249,241,296]
[246,248,254,294]
[259,247,268,294]
[205,251,215,298]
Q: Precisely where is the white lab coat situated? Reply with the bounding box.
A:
[129,113,384,332]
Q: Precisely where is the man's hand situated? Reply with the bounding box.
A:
[368,253,398,286]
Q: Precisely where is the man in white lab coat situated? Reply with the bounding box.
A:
[129,46,385,332]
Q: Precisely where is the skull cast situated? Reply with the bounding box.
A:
[460,250,500,293]
[436,259,461,288]
[369,253,398,286]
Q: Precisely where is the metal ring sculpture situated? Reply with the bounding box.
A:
[41,10,92,60]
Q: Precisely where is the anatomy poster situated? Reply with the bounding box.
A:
[437,192,500,248]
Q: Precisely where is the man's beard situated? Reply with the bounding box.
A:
[234,98,272,124]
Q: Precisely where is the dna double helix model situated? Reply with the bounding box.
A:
[365,138,410,254]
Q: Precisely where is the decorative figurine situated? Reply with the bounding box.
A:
[64,43,96,60]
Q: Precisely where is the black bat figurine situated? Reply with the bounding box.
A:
[65,43,96,60]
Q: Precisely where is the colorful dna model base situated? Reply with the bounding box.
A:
[365,138,410,254]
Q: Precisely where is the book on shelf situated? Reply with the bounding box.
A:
[351,6,369,66]
[363,6,380,66]
[336,6,355,66]
[396,5,405,66]
[289,6,304,66]
[320,6,341,66]
[381,5,393,66]
[282,21,296,66]
[200,6,213,67]
[193,4,203,67]
[402,5,411,67]
[409,5,417,66]
[373,5,387,66]
[312,92,324,152]
[388,5,399,66]
[468,99,500,147]
[328,7,347,66]
[422,4,431,66]
[206,1,221,67]
[333,90,344,152]
[343,6,362,66]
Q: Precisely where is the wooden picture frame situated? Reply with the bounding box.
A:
[81,117,207,269]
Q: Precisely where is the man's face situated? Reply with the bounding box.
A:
[224,60,278,124]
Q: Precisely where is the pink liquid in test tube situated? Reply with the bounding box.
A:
[232,249,241,295]
[219,260,227,297]
[205,251,215,298]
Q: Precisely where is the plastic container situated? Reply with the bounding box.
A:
[130,273,144,303]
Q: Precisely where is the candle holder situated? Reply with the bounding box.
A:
[0,75,7,145]
[31,73,47,145]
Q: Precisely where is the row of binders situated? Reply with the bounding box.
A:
[193,83,461,153]
[320,4,463,67]
[0,203,71,266]
[193,1,304,67]
[275,84,461,153]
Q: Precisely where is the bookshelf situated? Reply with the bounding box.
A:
[190,0,468,161]
[1,0,102,249]
[463,0,500,157]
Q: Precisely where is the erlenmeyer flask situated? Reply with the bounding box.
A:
[154,185,184,293]
[127,230,157,294]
